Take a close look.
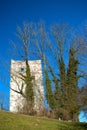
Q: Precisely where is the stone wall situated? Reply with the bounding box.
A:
[10,60,44,112]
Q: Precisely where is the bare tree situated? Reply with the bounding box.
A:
[1,21,87,120]
[7,22,44,115]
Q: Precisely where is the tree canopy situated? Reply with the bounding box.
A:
[0,22,87,120]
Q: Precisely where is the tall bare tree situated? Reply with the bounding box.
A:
[1,21,87,120]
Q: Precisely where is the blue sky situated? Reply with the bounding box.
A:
[0,0,87,121]
[0,0,87,57]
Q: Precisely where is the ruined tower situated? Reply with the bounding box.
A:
[10,60,44,112]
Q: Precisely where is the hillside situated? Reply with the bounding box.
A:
[0,111,87,130]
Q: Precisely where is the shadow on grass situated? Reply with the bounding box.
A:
[57,122,87,130]
[73,122,87,129]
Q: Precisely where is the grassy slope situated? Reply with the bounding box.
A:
[0,111,87,130]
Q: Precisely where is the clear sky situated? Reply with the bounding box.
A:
[0,0,87,121]
[0,0,87,59]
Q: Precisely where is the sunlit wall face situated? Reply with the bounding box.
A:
[10,60,44,112]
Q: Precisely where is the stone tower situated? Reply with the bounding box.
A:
[10,60,44,112]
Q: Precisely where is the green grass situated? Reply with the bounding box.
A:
[0,111,87,130]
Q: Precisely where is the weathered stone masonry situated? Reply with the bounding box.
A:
[10,60,44,112]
